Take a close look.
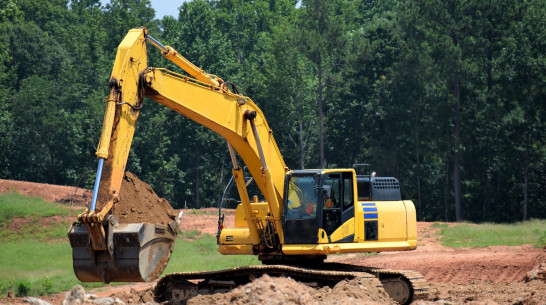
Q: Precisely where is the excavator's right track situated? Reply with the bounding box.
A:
[154,263,428,304]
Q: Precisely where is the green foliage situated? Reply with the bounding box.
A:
[436,220,546,248]
[15,281,31,297]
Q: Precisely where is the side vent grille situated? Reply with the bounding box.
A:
[373,178,400,189]
[371,177,401,201]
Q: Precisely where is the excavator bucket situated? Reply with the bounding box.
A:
[68,216,180,283]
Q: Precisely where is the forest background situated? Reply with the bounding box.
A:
[0,0,544,223]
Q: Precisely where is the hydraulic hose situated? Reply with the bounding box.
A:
[90,158,105,212]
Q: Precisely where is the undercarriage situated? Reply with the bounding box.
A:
[153,263,428,304]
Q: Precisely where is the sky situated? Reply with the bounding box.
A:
[99,0,189,20]
[147,0,188,19]
[100,0,300,20]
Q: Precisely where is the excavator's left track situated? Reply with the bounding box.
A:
[153,263,428,304]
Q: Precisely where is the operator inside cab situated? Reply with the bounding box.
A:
[323,185,335,208]
[286,177,317,219]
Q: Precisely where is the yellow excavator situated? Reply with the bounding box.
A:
[68,27,427,304]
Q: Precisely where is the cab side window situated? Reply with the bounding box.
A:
[324,176,340,208]
[342,174,353,210]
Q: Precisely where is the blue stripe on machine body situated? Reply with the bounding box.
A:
[364,213,378,219]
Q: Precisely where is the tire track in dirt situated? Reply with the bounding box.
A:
[340,244,544,284]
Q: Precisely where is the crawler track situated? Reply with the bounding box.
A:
[154,263,428,304]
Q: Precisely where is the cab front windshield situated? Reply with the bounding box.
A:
[286,175,318,219]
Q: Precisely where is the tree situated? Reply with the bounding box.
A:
[495,0,546,221]
[261,11,318,169]
[0,41,14,178]
[103,0,157,53]
[297,0,346,168]
[396,0,480,222]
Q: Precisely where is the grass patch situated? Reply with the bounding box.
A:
[0,217,73,241]
[179,229,203,240]
[0,241,103,297]
[0,192,78,241]
[436,219,546,248]
[0,192,70,225]
[163,234,260,275]
[0,193,102,296]
[185,209,219,216]
[0,233,260,297]
[431,222,448,229]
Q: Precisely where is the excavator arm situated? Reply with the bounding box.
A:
[70,27,288,283]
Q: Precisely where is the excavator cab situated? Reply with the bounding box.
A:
[282,169,356,244]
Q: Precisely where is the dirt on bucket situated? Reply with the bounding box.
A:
[111,172,179,225]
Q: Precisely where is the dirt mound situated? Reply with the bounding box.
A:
[525,262,546,282]
[112,172,179,225]
[514,290,546,305]
[311,277,394,305]
[187,274,394,305]
[426,280,546,304]
[109,287,155,304]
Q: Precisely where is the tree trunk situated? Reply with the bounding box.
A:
[414,110,422,220]
[444,160,450,222]
[297,84,305,169]
[194,143,201,209]
[522,137,529,221]
[159,135,166,196]
[494,170,501,220]
[482,153,492,221]
[452,45,463,222]
[483,50,493,221]
[318,55,325,169]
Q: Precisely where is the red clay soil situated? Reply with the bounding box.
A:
[332,222,545,284]
[0,178,92,206]
[7,215,72,231]
[111,172,179,225]
[180,208,236,236]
